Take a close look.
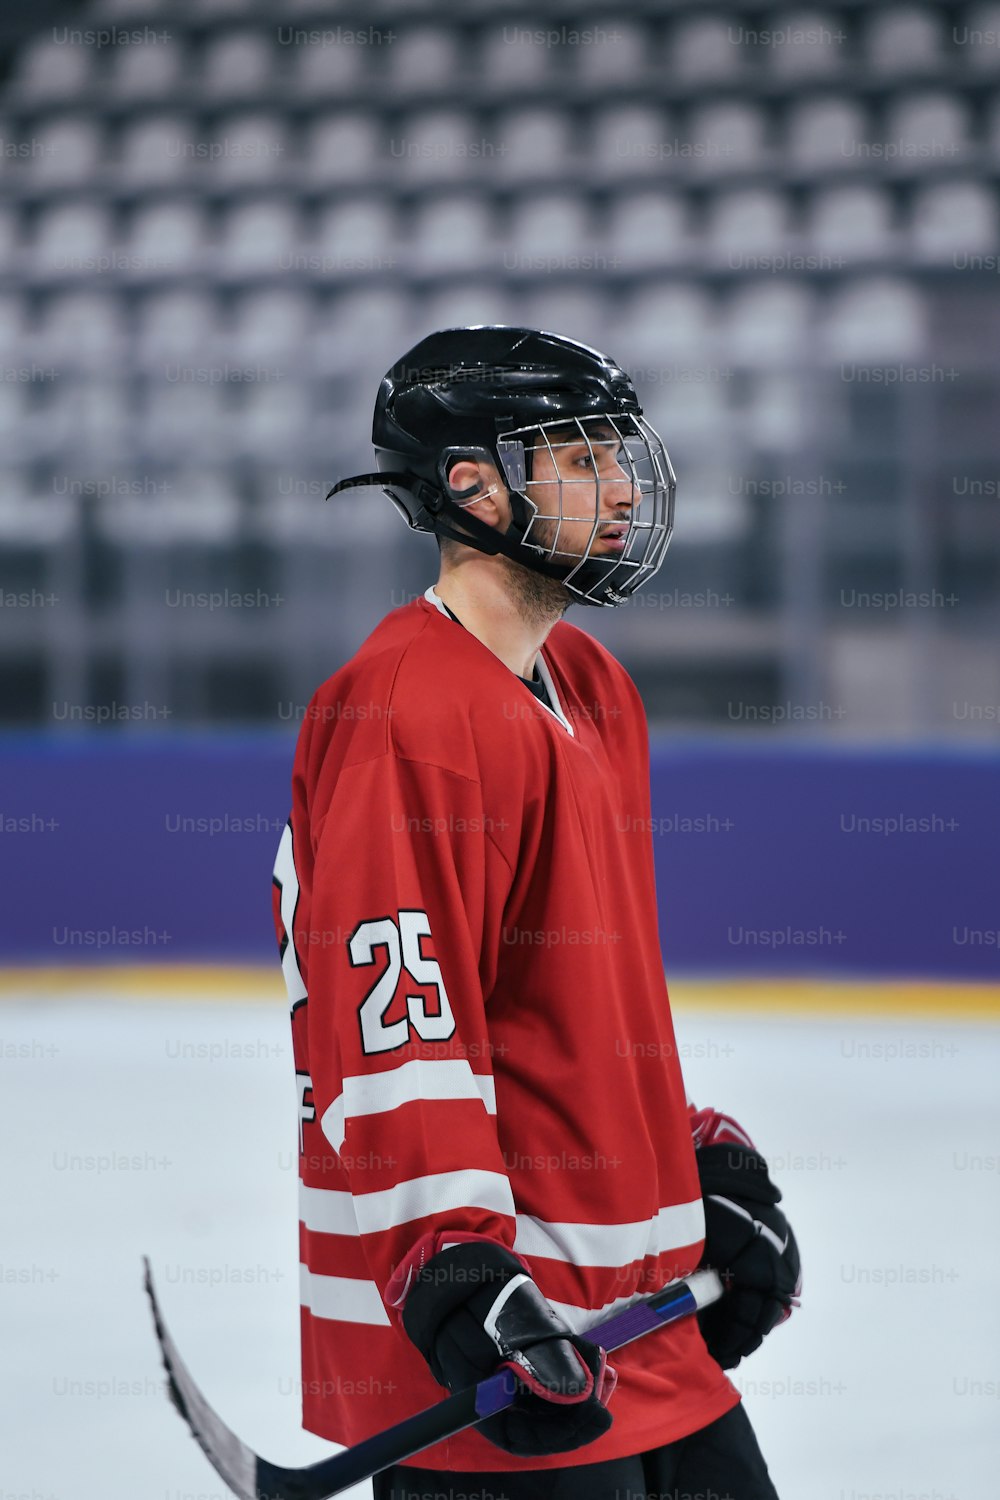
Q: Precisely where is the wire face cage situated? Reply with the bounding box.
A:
[497,412,676,606]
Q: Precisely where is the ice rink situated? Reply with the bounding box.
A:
[3,980,997,1500]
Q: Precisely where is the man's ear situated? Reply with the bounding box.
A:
[445,459,505,526]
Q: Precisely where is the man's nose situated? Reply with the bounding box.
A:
[603,462,637,504]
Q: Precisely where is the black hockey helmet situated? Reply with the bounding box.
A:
[327,325,676,607]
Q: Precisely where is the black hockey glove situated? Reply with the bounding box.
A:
[400,1241,615,1456]
[696,1142,801,1370]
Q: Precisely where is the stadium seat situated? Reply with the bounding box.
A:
[656,460,749,543]
[646,377,728,444]
[107,37,185,98]
[0,475,76,544]
[886,92,970,159]
[763,10,847,77]
[573,20,649,83]
[96,475,241,547]
[228,290,315,364]
[389,110,486,183]
[34,293,126,371]
[819,277,927,361]
[138,381,228,462]
[615,283,716,365]
[304,113,382,185]
[0,296,27,356]
[0,387,33,463]
[232,382,309,460]
[476,22,559,86]
[605,190,690,269]
[126,200,206,277]
[493,107,574,180]
[203,113,290,186]
[314,197,398,267]
[910,181,999,259]
[741,373,807,451]
[980,92,1000,156]
[705,189,789,260]
[671,15,746,81]
[25,118,103,188]
[217,198,301,277]
[92,0,173,14]
[311,288,416,377]
[506,193,592,264]
[959,6,1000,70]
[52,379,129,459]
[590,104,671,175]
[6,36,95,100]
[189,0,265,16]
[807,185,895,260]
[135,290,220,369]
[117,115,196,187]
[200,30,277,98]
[0,208,21,274]
[292,37,369,95]
[384,26,463,97]
[723,282,814,366]
[684,100,768,174]
[409,194,496,274]
[864,7,945,74]
[517,287,610,354]
[415,283,516,337]
[786,96,870,169]
[30,203,113,280]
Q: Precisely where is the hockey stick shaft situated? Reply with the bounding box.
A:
[146,1258,722,1500]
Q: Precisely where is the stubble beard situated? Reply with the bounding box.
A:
[497,545,573,626]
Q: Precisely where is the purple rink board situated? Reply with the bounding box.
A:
[2,731,997,980]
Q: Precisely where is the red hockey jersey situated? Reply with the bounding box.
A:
[273,588,738,1472]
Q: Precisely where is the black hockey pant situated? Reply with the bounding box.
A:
[373,1402,780,1499]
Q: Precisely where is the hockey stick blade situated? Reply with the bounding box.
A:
[144,1256,722,1500]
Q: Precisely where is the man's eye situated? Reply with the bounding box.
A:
[575,446,623,469]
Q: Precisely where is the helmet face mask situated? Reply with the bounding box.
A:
[495,412,675,607]
[327,326,677,608]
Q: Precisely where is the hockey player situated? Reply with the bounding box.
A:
[272,327,800,1500]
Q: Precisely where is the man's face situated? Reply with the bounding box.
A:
[522,421,638,563]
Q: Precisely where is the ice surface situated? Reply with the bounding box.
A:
[1,989,997,1500]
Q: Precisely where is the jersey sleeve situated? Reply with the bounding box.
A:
[304,748,517,1306]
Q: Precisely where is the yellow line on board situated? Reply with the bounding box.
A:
[0,965,287,1001]
[0,966,997,1019]
[668,978,1000,1021]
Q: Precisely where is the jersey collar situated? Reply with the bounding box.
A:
[423,586,575,737]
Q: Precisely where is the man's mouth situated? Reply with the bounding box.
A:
[597,523,629,551]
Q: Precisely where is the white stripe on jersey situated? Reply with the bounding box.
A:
[352,1168,516,1235]
[273,821,307,1007]
[299,1265,391,1326]
[297,1267,690,1336]
[300,1179,703,1279]
[513,1199,705,1268]
[299,1182,357,1236]
[319,1058,497,1153]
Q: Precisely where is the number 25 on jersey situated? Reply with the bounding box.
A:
[350,909,455,1055]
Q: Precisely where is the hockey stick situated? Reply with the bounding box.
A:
[144,1256,722,1500]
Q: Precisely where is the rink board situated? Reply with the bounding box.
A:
[2,731,998,980]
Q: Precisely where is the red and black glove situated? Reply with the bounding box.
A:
[691,1107,802,1371]
[392,1237,616,1457]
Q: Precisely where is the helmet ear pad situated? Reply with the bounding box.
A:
[437,445,538,545]
[437,446,501,504]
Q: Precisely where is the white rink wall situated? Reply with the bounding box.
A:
[2,989,998,1500]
